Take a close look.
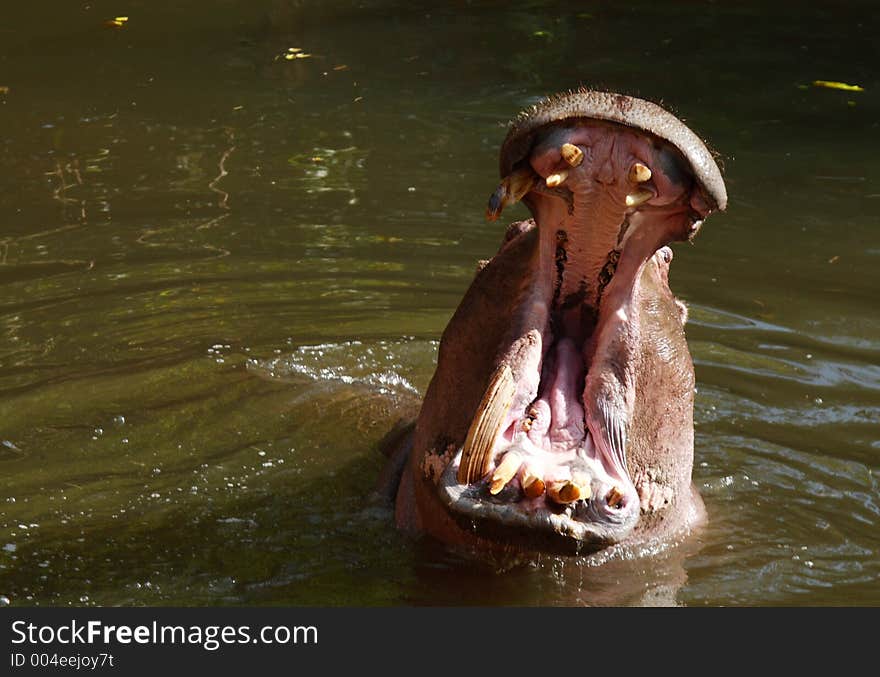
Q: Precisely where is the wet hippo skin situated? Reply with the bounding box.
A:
[384,89,727,556]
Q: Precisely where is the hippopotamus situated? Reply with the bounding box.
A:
[383,89,727,556]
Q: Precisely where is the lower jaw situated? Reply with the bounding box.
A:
[438,449,639,554]
[435,320,642,550]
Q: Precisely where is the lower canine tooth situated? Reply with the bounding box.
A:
[625,188,653,208]
[486,167,537,221]
[489,451,523,495]
[457,365,517,485]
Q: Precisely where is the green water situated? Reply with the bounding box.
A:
[1,0,877,606]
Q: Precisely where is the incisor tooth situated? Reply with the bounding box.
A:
[571,473,592,500]
[521,471,545,499]
[457,365,517,485]
[560,143,584,167]
[486,167,537,221]
[628,162,652,183]
[547,480,583,504]
[606,486,624,507]
[545,170,568,188]
[489,451,523,495]
[625,188,653,208]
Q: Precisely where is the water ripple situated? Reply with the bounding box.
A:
[247,338,438,398]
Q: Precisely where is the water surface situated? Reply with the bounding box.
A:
[1,0,878,606]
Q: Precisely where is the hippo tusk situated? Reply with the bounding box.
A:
[625,188,653,208]
[560,143,584,167]
[486,167,537,222]
[457,364,517,485]
[627,162,652,183]
[489,450,523,495]
[545,170,569,188]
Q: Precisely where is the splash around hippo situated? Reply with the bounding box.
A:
[382,89,727,556]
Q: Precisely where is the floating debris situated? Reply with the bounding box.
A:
[105,16,129,28]
[281,47,312,61]
[812,80,864,92]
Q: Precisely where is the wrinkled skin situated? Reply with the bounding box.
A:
[384,90,727,556]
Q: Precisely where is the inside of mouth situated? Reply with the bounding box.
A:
[440,285,642,543]
[439,119,705,544]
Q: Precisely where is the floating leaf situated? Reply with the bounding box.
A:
[532,30,552,39]
[0,86,9,95]
[812,80,864,92]
[105,16,129,28]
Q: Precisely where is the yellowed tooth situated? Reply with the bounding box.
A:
[486,167,537,221]
[625,188,653,208]
[628,162,652,183]
[560,143,584,167]
[457,365,517,485]
[606,486,624,507]
[521,469,545,499]
[571,473,592,500]
[547,480,583,504]
[545,170,569,188]
[489,451,523,495]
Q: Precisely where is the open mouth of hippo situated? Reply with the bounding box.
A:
[428,91,727,552]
